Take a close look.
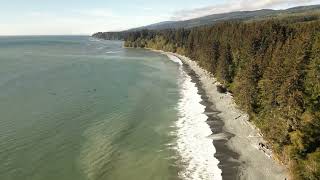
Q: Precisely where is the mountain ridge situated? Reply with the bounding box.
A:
[128,4,320,31]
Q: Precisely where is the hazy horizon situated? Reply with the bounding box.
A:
[1,0,320,35]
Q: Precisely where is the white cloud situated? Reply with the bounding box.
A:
[73,9,118,18]
[0,9,170,35]
[172,0,320,20]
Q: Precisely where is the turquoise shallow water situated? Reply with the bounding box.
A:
[0,36,182,180]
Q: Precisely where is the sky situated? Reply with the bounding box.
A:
[0,0,319,35]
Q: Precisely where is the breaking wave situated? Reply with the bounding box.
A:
[167,54,183,65]
[169,54,222,180]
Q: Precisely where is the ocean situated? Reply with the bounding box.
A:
[0,36,221,180]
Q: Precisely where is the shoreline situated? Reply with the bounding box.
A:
[182,64,240,180]
[153,49,288,180]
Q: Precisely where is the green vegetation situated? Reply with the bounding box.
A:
[127,5,320,31]
[93,13,320,180]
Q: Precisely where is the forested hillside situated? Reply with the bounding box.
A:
[93,15,320,180]
[128,5,320,30]
[93,5,320,38]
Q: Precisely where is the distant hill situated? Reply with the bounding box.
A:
[130,21,177,31]
[92,4,320,39]
[129,4,320,30]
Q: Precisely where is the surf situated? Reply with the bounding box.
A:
[167,54,222,180]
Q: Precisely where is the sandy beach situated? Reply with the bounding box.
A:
[157,50,289,180]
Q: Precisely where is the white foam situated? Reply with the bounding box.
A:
[174,68,222,180]
[106,51,120,54]
[89,37,101,42]
[96,46,105,50]
[167,54,183,65]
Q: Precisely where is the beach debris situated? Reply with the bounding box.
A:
[258,142,272,158]
[217,85,227,93]
[208,133,230,140]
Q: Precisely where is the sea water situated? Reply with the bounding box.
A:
[0,36,221,180]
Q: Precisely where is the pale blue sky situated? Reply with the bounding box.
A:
[0,0,319,35]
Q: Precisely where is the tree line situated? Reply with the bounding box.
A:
[93,17,320,179]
